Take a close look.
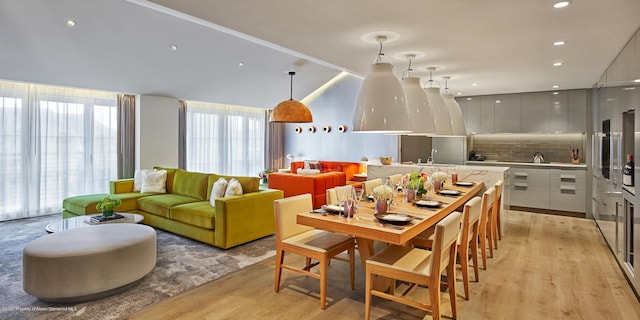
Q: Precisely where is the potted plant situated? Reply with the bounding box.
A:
[96,196,122,218]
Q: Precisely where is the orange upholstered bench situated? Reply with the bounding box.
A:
[290,160,363,189]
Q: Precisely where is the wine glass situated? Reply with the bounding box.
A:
[336,187,345,219]
[352,188,363,221]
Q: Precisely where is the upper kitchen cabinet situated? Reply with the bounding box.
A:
[480,96,495,133]
[568,90,588,133]
[522,92,551,133]
[494,94,522,133]
[549,91,568,133]
[461,97,481,134]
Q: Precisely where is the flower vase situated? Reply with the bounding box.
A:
[261,177,268,185]
[434,181,442,192]
[102,210,114,218]
[376,199,388,214]
[406,189,417,202]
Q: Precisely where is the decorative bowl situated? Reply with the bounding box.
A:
[380,157,394,165]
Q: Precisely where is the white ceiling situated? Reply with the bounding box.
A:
[1,0,639,109]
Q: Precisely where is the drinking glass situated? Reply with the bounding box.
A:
[336,187,345,219]
[352,188,363,221]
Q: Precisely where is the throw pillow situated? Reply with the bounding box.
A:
[309,161,320,170]
[140,169,167,193]
[133,169,153,192]
[210,177,228,207]
[224,178,243,197]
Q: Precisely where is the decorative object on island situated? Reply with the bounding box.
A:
[96,195,122,218]
[352,34,411,134]
[270,69,312,123]
[338,125,347,132]
[372,184,393,213]
[322,125,331,133]
[380,156,393,165]
[360,156,368,174]
[258,169,272,184]
[401,54,436,135]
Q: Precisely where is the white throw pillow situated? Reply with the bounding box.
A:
[224,178,243,197]
[210,178,228,207]
[140,169,167,193]
[133,169,153,192]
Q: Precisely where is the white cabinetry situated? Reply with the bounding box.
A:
[480,96,495,133]
[510,168,550,209]
[461,89,587,134]
[521,92,551,133]
[549,169,587,212]
[510,167,587,212]
[494,94,522,133]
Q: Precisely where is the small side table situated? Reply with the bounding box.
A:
[352,173,368,182]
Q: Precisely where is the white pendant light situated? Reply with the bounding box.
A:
[401,54,435,135]
[423,67,452,135]
[352,35,411,133]
[442,76,466,135]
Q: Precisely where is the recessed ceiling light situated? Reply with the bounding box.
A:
[467,98,472,101]
[66,20,76,27]
[553,62,563,67]
[553,41,567,46]
[471,83,478,86]
[170,45,178,51]
[238,62,245,67]
[456,92,463,96]
[553,1,571,8]
[634,79,640,83]
[553,92,559,95]
[552,85,560,89]
[495,100,501,104]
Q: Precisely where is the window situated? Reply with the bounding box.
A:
[185,101,265,176]
[0,81,117,221]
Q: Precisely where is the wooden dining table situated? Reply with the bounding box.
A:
[297,181,484,268]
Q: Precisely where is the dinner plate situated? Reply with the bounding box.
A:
[414,200,442,208]
[439,189,461,196]
[455,181,474,187]
[321,204,343,214]
[374,213,414,225]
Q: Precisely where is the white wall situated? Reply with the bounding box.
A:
[136,94,179,169]
[284,74,399,164]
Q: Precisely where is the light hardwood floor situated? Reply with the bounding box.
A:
[126,210,640,320]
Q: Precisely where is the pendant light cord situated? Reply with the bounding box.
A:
[375,40,385,64]
[288,71,295,100]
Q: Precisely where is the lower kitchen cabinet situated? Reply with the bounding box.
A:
[510,168,550,208]
[510,167,587,212]
[549,169,587,212]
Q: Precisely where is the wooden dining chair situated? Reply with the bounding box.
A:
[326,185,355,205]
[410,196,482,300]
[362,178,382,196]
[387,174,403,187]
[492,180,504,245]
[274,193,356,309]
[479,187,496,269]
[365,211,463,320]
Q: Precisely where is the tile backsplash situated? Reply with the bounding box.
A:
[469,133,586,163]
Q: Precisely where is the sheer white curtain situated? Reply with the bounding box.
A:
[0,81,117,221]
[185,101,265,176]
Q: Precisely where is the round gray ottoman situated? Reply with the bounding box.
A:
[23,223,156,303]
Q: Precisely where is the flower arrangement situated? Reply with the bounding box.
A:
[430,170,449,182]
[258,169,272,179]
[372,184,393,201]
[96,196,122,213]
[403,172,428,195]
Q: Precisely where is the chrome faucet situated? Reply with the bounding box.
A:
[427,149,437,165]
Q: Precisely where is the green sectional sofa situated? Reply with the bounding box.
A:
[62,168,284,249]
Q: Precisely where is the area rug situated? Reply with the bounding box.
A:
[0,214,276,320]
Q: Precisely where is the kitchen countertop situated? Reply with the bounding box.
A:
[466,160,587,169]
